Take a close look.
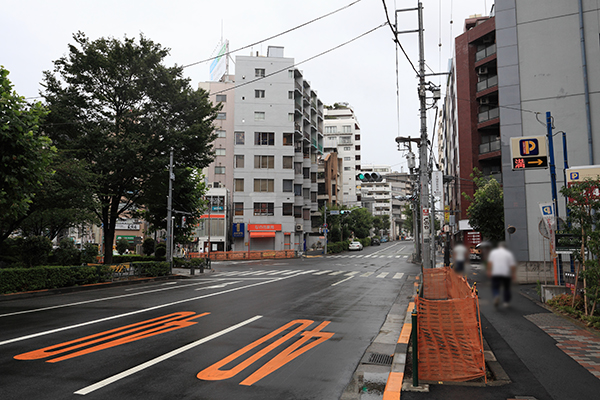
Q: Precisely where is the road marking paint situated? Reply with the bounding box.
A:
[197,320,333,386]
[252,270,274,275]
[395,256,400,258]
[266,270,288,275]
[195,281,241,290]
[0,273,307,347]
[124,282,177,291]
[313,270,332,275]
[363,255,371,258]
[74,315,263,395]
[331,276,354,286]
[382,371,404,400]
[15,312,209,363]
[355,255,364,258]
[376,272,389,279]
[302,270,318,274]
[392,273,404,279]
[345,271,359,276]
[280,270,299,275]
[387,255,394,258]
[0,280,219,318]
[360,272,374,278]
[328,271,344,276]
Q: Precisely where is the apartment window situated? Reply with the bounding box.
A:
[283,132,293,146]
[303,188,310,199]
[283,156,293,169]
[255,68,265,77]
[254,155,274,169]
[254,202,274,216]
[255,89,265,98]
[344,157,351,161]
[355,155,361,161]
[235,155,244,168]
[235,131,245,145]
[294,206,302,218]
[216,95,227,102]
[254,111,265,121]
[283,179,293,192]
[294,163,302,175]
[254,179,274,192]
[282,203,293,216]
[215,166,225,174]
[339,136,352,144]
[216,130,226,138]
[216,112,226,120]
[344,167,351,171]
[288,91,294,100]
[355,145,361,151]
[325,126,337,134]
[288,113,294,122]
[234,202,244,216]
[342,125,352,133]
[294,184,302,196]
[343,146,351,151]
[288,70,294,78]
[355,134,361,141]
[303,209,310,220]
[215,148,226,156]
[234,178,244,192]
[254,132,274,146]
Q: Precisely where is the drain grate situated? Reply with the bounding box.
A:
[366,352,393,366]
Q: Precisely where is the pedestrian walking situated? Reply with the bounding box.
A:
[487,242,517,307]
[452,241,468,273]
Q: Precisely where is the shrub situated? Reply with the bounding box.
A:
[0,265,110,294]
[142,238,155,256]
[172,258,205,268]
[116,237,130,255]
[81,243,99,264]
[132,261,170,277]
[21,236,53,267]
[54,238,81,266]
[155,243,167,258]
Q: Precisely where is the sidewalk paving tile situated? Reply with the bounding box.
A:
[525,313,600,378]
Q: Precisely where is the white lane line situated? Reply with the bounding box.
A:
[393,273,405,279]
[125,282,177,291]
[267,270,288,275]
[74,315,262,395]
[0,272,305,346]
[363,255,371,258]
[329,271,344,276]
[355,255,364,258]
[313,270,332,275]
[0,280,219,318]
[376,272,389,278]
[345,271,359,276]
[348,255,356,258]
[195,281,241,290]
[360,271,374,278]
[331,276,354,287]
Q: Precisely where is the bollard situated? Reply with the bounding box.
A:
[412,308,419,387]
[190,264,195,275]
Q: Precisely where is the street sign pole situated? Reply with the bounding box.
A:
[546,111,562,284]
[324,204,327,255]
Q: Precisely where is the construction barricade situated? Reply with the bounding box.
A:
[415,267,485,382]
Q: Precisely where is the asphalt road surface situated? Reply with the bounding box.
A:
[1,241,419,400]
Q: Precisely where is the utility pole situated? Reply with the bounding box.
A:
[166,148,174,273]
[324,204,327,255]
[417,2,431,269]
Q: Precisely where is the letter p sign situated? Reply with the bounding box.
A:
[519,139,539,156]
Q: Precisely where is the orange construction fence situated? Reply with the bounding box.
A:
[188,250,296,261]
[415,267,485,382]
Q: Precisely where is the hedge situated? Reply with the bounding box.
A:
[172,258,206,269]
[327,240,351,254]
[132,261,170,277]
[0,265,112,295]
[112,255,166,263]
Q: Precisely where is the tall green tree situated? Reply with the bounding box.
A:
[42,33,219,263]
[346,208,373,239]
[402,204,413,235]
[463,168,504,244]
[0,66,55,247]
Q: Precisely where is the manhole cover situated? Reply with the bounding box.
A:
[366,353,393,366]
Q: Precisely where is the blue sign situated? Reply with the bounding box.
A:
[519,138,539,156]
[232,223,245,238]
[541,205,553,216]
[570,172,580,181]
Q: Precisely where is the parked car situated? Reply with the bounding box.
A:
[381,236,388,243]
[349,241,363,251]
[371,238,381,246]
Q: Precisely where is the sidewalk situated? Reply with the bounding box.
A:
[401,273,600,399]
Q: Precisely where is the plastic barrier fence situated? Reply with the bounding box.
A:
[415,267,485,382]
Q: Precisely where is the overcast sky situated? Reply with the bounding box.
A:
[2,0,492,172]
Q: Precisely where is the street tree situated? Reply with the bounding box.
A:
[463,169,504,244]
[0,66,55,247]
[42,32,219,264]
[346,208,373,239]
[402,204,413,235]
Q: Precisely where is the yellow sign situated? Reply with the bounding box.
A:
[444,205,450,223]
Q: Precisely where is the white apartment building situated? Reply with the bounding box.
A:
[359,164,393,237]
[323,105,362,206]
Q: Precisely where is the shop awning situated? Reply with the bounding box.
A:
[249,231,276,238]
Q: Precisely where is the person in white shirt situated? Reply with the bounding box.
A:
[487,242,517,307]
[452,242,468,273]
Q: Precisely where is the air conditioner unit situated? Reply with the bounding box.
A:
[479,97,490,105]
[295,224,303,232]
[206,183,213,189]
[213,182,220,188]
[477,67,488,75]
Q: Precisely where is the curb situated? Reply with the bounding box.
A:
[0,274,191,302]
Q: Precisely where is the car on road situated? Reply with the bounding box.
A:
[371,238,380,246]
[381,236,388,243]
[349,241,363,251]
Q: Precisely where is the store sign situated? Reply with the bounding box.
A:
[248,224,282,231]
[432,171,443,198]
[115,223,140,230]
[422,208,430,236]
[232,223,245,238]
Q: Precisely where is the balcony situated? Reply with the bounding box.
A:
[295,81,303,92]
[476,75,498,92]
[475,44,496,62]
[478,107,499,123]
[479,139,501,154]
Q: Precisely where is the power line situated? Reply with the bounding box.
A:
[181,0,364,70]
[381,0,419,76]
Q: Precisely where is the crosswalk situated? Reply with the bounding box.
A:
[327,254,409,259]
[212,269,405,281]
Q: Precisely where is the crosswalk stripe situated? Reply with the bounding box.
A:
[360,271,373,277]
[267,270,288,275]
[329,271,344,276]
[376,272,389,278]
[345,271,359,276]
[387,255,393,258]
[393,273,405,279]
[356,255,364,258]
[313,270,332,275]
[364,255,371,258]
[252,271,273,275]
[280,270,298,275]
[301,270,318,274]
[238,270,265,276]
[395,256,401,258]
[348,255,356,258]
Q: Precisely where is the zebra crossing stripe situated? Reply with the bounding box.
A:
[360,272,373,277]
[364,255,371,258]
[252,271,273,276]
[329,271,344,276]
[267,270,288,275]
[387,256,393,258]
[313,270,332,275]
[376,272,389,278]
[395,256,401,258]
[345,271,359,276]
[355,255,364,258]
[280,270,298,275]
[393,273,405,279]
[238,270,266,276]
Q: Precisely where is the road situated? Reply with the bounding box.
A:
[0,241,419,400]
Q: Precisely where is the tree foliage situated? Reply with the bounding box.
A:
[42,32,220,263]
[0,66,55,246]
[463,169,504,244]
[402,204,413,235]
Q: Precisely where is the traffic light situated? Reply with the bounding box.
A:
[356,172,383,182]
[356,173,365,181]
